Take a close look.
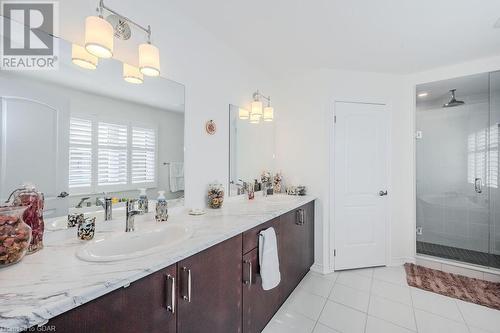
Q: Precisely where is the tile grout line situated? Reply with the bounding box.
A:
[363,271,374,333]
[455,300,472,333]
[409,286,420,332]
[311,276,338,333]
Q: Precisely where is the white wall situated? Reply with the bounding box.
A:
[57,1,273,209]
[273,69,414,272]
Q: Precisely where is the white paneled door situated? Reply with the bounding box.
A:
[0,78,70,218]
[333,101,390,270]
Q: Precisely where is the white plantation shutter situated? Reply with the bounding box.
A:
[98,122,128,186]
[69,118,92,188]
[132,127,156,184]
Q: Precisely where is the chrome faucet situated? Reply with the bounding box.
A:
[231,180,248,195]
[96,196,113,221]
[76,197,90,208]
[126,199,142,232]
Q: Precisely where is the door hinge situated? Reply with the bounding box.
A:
[334,115,337,124]
[333,249,336,257]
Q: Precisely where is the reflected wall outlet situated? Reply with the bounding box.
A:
[416,226,423,235]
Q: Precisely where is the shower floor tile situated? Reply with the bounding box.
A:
[417,241,500,269]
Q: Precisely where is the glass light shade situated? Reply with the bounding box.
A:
[263,106,274,122]
[239,108,249,120]
[249,113,261,124]
[85,16,114,58]
[72,44,98,70]
[123,63,144,84]
[251,100,263,116]
[139,43,161,77]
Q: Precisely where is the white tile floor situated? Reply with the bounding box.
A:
[262,265,500,333]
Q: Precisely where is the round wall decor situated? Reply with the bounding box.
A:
[205,120,216,135]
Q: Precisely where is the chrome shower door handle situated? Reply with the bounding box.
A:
[474,178,482,194]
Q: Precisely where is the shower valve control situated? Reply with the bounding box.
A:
[379,190,388,196]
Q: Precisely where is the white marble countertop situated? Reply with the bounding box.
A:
[0,194,315,331]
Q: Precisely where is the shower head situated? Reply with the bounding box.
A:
[443,89,465,108]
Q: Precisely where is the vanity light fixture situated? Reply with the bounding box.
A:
[82,0,161,78]
[123,63,144,84]
[72,44,98,70]
[251,90,274,122]
[249,112,261,124]
[239,107,250,120]
[85,14,114,58]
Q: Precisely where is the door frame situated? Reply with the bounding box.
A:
[329,98,393,271]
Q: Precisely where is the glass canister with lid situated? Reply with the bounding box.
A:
[10,184,45,254]
[0,206,31,267]
[208,183,225,209]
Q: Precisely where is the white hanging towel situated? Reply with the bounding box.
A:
[169,162,184,192]
[259,227,281,290]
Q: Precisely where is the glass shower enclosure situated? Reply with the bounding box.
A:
[416,72,500,269]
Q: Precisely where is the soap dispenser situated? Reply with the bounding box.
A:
[155,191,168,222]
[138,188,148,213]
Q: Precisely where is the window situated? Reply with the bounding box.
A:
[132,127,156,184]
[98,122,128,186]
[68,117,157,193]
[69,118,92,188]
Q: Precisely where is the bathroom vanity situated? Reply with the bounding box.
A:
[0,195,315,332]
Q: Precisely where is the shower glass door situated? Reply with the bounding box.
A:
[490,71,500,269]
[416,72,498,269]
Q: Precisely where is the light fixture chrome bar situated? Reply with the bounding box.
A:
[253,90,271,104]
[98,0,152,41]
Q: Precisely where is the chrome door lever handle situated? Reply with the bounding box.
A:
[379,190,388,196]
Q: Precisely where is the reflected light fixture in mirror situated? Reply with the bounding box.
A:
[251,100,263,117]
[139,43,161,77]
[239,107,250,120]
[85,16,114,58]
[72,44,98,70]
[263,105,274,122]
[250,113,261,124]
[123,63,144,84]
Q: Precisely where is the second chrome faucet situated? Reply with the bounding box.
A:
[126,199,142,232]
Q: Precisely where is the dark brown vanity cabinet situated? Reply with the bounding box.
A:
[36,201,315,333]
[242,218,282,333]
[177,235,243,333]
[47,264,177,333]
[280,203,315,299]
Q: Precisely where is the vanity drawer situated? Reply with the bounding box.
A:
[242,217,280,255]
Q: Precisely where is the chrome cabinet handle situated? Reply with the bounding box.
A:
[166,274,175,314]
[474,178,482,194]
[243,260,252,285]
[379,190,388,196]
[296,209,305,225]
[182,267,192,302]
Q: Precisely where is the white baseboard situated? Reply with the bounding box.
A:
[310,263,333,274]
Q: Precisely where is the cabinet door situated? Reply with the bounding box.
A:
[46,265,176,333]
[242,248,281,333]
[48,285,125,333]
[280,208,305,300]
[122,264,177,333]
[177,235,243,333]
[303,202,315,270]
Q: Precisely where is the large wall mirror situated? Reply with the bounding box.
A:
[229,104,275,196]
[0,37,185,218]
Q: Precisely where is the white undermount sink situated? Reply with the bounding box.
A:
[76,224,193,262]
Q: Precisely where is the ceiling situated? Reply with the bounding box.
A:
[167,0,500,75]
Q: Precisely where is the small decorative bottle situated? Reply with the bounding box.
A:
[155,191,169,222]
[137,188,148,213]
